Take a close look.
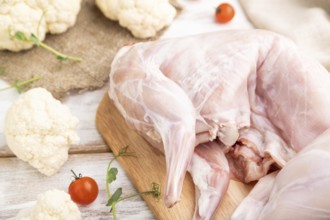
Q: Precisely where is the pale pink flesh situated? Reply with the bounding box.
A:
[188,142,230,220]
[233,129,330,220]
[231,171,278,220]
[110,52,196,207]
[259,129,330,219]
[109,30,330,213]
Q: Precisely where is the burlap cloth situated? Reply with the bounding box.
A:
[0,0,178,98]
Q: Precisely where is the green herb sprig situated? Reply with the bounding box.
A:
[0,66,5,76]
[106,146,161,219]
[14,31,81,62]
[0,75,40,93]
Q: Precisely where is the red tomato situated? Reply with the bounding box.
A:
[68,170,99,205]
[215,3,235,23]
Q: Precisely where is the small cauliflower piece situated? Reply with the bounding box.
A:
[38,0,82,34]
[5,87,80,176]
[0,0,81,51]
[15,189,81,220]
[96,0,176,39]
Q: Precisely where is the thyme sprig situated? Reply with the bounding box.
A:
[0,66,5,76]
[105,146,161,219]
[14,31,81,62]
[0,75,40,93]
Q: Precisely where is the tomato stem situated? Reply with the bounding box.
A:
[71,169,81,180]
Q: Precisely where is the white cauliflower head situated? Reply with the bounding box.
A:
[96,0,177,39]
[15,189,81,220]
[0,0,81,51]
[5,87,80,176]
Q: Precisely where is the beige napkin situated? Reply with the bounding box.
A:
[240,0,330,72]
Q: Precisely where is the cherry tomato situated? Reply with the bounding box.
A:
[215,3,235,23]
[68,170,99,205]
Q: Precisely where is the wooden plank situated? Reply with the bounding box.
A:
[96,93,254,220]
[0,153,154,219]
[0,144,110,158]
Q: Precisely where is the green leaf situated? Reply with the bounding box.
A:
[106,188,122,206]
[14,80,23,94]
[15,31,28,41]
[118,146,129,156]
[56,55,69,61]
[29,34,41,46]
[107,167,118,184]
[151,182,161,200]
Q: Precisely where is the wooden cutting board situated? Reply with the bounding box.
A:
[96,93,254,220]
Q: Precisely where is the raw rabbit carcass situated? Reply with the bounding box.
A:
[108,29,330,219]
[232,129,330,220]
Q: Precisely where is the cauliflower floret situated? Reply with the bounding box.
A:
[15,189,81,220]
[0,0,81,51]
[37,0,81,34]
[96,0,176,39]
[4,87,80,176]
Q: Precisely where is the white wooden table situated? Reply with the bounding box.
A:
[0,1,252,219]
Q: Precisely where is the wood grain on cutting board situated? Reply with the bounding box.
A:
[96,93,254,220]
